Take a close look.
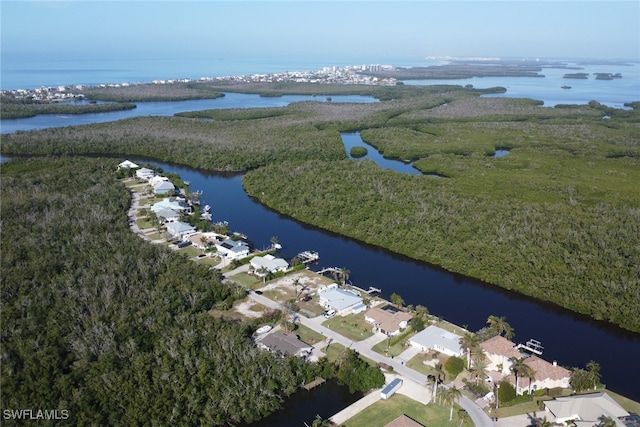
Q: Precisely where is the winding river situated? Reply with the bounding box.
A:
[2,93,639,415]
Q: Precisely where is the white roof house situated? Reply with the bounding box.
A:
[365,306,413,337]
[118,160,139,169]
[166,221,196,239]
[151,198,190,213]
[155,208,180,223]
[153,180,175,195]
[318,285,365,316]
[545,392,628,427]
[409,325,463,357]
[250,254,289,274]
[148,175,169,186]
[215,239,250,260]
[136,167,156,180]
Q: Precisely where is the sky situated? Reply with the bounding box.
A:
[1,1,639,62]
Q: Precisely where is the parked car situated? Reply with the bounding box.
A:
[323,309,336,319]
[301,296,312,302]
[254,290,263,295]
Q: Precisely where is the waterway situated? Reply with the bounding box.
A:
[139,156,640,403]
[2,88,639,407]
[0,92,377,134]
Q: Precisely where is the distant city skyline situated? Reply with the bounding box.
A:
[1,1,639,62]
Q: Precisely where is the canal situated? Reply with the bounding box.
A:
[145,151,640,403]
[2,90,639,417]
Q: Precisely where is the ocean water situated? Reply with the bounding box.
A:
[0,52,438,90]
[2,53,638,108]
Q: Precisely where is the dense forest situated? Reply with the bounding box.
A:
[2,83,639,333]
[0,96,136,119]
[0,158,323,425]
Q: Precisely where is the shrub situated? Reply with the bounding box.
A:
[445,355,465,378]
[350,146,368,158]
[497,380,516,404]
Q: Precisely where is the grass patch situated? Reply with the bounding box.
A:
[406,353,437,377]
[491,399,541,418]
[294,323,324,345]
[228,272,261,288]
[136,218,155,229]
[175,246,201,258]
[343,394,467,427]
[323,313,373,341]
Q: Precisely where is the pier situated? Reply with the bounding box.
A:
[297,251,320,264]
[516,338,544,356]
[302,377,326,390]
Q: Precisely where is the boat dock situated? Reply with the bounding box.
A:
[350,285,382,296]
[297,251,320,264]
[516,338,544,356]
[302,377,326,390]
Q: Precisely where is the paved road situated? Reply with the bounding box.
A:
[247,292,493,427]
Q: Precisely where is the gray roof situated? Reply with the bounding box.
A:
[156,208,179,219]
[260,332,312,357]
[409,325,463,355]
[319,288,362,311]
[166,221,196,235]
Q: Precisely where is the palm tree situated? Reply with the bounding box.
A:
[433,362,446,403]
[339,267,350,285]
[510,357,528,394]
[586,360,601,390]
[487,315,515,340]
[459,333,480,368]
[390,292,405,308]
[525,365,536,395]
[470,358,487,385]
[293,278,301,298]
[270,235,279,250]
[535,416,554,427]
[442,386,462,421]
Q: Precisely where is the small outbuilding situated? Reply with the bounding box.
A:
[380,377,403,400]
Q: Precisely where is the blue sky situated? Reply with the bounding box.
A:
[2,1,639,61]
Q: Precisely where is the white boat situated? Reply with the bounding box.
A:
[256,325,272,335]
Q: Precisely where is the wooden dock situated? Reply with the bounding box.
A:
[302,377,326,390]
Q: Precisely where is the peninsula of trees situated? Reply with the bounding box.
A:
[2,82,639,333]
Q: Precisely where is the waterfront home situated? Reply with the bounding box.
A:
[250,254,289,274]
[215,239,250,260]
[136,167,156,181]
[155,208,180,223]
[118,160,139,170]
[258,332,312,358]
[409,325,463,357]
[365,305,413,336]
[166,221,197,240]
[480,335,521,375]
[148,175,169,186]
[318,284,366,316]
[517,355,570,395]
[544,392,628,427]
[187,232,220,250]
[151,198,190,214]
[153,180,176,196]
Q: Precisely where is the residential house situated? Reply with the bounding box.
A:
[544,392,628,427]
[166,221,196,239]
[148,175,169,187]
[258,332,312,358]
[118,160,139,169]
[518,355,570,394]
[480,335,521,375]
[187,232,220,250]
[151,198,190,214]
[365,305,413,336]
[155,208,180,223]
[318,284,366,316]
[384,415,425,427]
[153,180,176,196]
[215,239,250,260]
[136,167,156,181]
[250,254,289,274]
[409,325,463,357]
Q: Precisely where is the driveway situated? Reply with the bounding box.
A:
[246,292,493,427]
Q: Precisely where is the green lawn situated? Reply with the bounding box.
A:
[406,354,437,377]
[343,394,469,427]
[323,313,373,341]
[228,272,261,288]
[294,324,324,346]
